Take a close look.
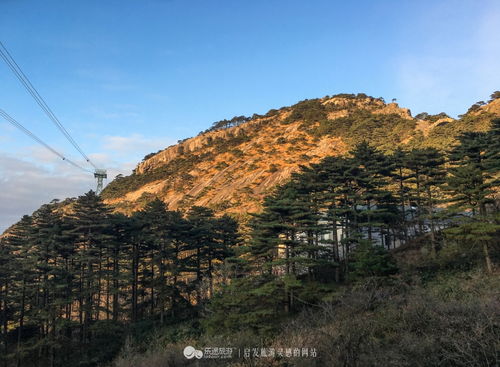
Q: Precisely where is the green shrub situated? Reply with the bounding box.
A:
[282,99,327,125]
[309,111,416,150]
[350,242,398,278]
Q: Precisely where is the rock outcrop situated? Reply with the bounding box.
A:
[100,94,498,218]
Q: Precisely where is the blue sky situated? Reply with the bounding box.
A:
[1,0,499,231]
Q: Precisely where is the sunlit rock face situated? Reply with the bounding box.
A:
[101,94,498,219]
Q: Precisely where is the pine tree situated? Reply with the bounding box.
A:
[485,118,500,186]
[406,148,446,255]
[209,214,238,294]
[67,191,112,344]
[446,127,499,272]
[1,215,34,366]
[29,203,68,365]
[389,148,411,243]
[350,142,399,249]
[419,148,446,256]
[135,199,171,318]
[0,236,12,365]
[448,131,491,214]
[185,206,236,303]
[163,210,192,318]
[106,213,131,322]
[307,156,354,278]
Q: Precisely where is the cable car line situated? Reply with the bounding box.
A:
[0,108,93,173]
[0,41,97,169]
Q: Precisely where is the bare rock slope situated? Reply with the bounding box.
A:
[101,94,498,219]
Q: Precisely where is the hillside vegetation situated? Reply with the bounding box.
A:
[101,93,499,218]
[1,92,499,367]
[112,271,499,367]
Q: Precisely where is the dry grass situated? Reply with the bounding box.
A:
[111,272,499,367]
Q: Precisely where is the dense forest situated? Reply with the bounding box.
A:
[0,198,240,366]
[0,119,499,367]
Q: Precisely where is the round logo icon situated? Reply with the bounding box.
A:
[195,349,203,359]
[183,346,195,359]
[184,346,203,359]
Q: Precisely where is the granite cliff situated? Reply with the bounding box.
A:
[100,93,499,220]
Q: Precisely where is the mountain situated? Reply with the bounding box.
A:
[101,93,500,219]
[2,93,499,367]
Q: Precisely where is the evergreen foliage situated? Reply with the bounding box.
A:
[0,194,239,367]
[350,243,398,278]
[204,121,499,338]
[1,115,499,367]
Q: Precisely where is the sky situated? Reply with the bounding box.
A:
[0,0,499,232]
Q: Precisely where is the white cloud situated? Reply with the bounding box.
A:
[0,150,137,233]
[0,132,174,233]
[0,153,92,233]
[26,145,69,164]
